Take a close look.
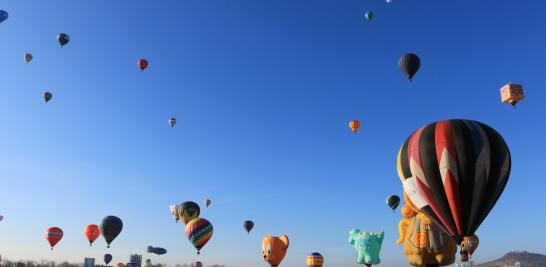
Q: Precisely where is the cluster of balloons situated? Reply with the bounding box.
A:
[171,201,214,254]
[45,216,123,250]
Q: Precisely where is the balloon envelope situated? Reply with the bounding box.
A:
[364,11,373,21]
[57,33,70,47]
[84,224,101,245]
[307,252,324,267]
[104,254,113,265]
[397,119,511,244]
[185,218,213,254]
[100,216,123,248]
[45,227,63,250]
[138,59,149,70]
[0,215,3,222]
[398,53,420,82]
[386,195,401,211]
[463,235,479,256]
[349,120,361,133]
[168,118,176,128]
[44,92,53,103]
[178,201,200,224]
[24,53,33,63]
[204,199,211,207]
[244,220,254,234]
[0,10,8,23]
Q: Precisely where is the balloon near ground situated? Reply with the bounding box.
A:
[348,230,384,266]
[104,254,113,265]
[57,33,70,47]
[84,224,101,246]
[244,220,254,234]
[307,252,324,267]
[100,215,123,248]
[45,227,63,250]
[192,262,203,267]
[398,53,420,82]
[178,201,200,224]
[185,218,213,254]
[262,234,289,267]
[397,119,510,258]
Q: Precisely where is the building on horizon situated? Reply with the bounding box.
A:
[129,254,143,267]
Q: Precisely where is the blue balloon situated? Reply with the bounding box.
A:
[104,254,113,265]
[147,246,167,255]
[0,10,8,23]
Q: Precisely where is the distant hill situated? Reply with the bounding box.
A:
[478,251,546,267]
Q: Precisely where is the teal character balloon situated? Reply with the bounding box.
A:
[348,230,384,267]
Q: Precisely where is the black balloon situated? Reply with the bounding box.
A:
[243,220,254,234]
[100,216,123,248]
[57,33,70,47]
[398,53,421,82]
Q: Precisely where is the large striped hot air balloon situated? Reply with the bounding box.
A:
[397,119,510,258]
[307,252,324,267]
[185,218,213,254]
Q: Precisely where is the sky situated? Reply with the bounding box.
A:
[1,0,546,266]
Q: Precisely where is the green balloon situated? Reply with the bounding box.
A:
[364,11,374,21]
[348,230,384,266]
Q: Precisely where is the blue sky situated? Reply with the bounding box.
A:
[1,0,545,266]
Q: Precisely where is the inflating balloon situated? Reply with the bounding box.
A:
[364,11,373,21]
[57,33,70,47]
[349,120,361,133]
[178,201,200,224]
[168,118,176,128]
[0,10,8,24]
[204,199,211,207]
[24,53,33,63]
[138,58,149,71]
[348,230,384,266]
[398,53,420,82]
[45,227,63,250]
[262,234,289,267]
[84,224,101,246]
[500,83,524,108]
[307,252,324,267]
[397,119,510,259]
[244,220,254,234]
[100,215,123,248]
[44,92,53,103]
[104,254,113,266]
[386,195,400,212]
[185,218,213,254]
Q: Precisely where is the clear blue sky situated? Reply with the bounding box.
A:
[1,1,545,266]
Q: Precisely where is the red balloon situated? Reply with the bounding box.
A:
[84,224,101,246]
[138,58,149,71]
[45,227,63,250]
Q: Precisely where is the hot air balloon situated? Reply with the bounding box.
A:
[138,58,148,71]
[24,53,33,63]
[168,118,176,128]
[462,235,479,258]
[262,234,289,267]
[500,83,524,108]
[84,224,101,246]
[170,204,180,222]
[44,92,53,103]
[57,33,70,47]
[397,119,511,260]
[100,215,123,248]
[244,220,254,234]
[115,263,124,267]
[204,199,211,207]
[178,201,200,224]
[0,10,8,24]
[104,254,113,266]
[386,0,392,3]
[307,252,324,267]
[147,246,167,255]
[364,11,373,21]
[349,120,361,133]
[0,215,3,222]
[185,218,213,254]
[348,230,384,267]
[192,262,203,267]
[386,195,400,212]
[45,227,63,250]
[398,53,420,82]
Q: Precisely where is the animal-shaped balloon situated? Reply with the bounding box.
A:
[262,234,289,267]
[348,230,384,266]
[396,194,456,267]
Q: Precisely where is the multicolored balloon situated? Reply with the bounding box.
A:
[397,119,510,253]
[185,218,213,254]
[45,227,63,250]
[307,252,324,267]
[100,215,123,248]
[178,201,200,224]
[463,235,479,257]
[84,224,101,246]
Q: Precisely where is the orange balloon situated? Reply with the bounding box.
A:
[462,235,479,256]
[84,224,101,246]
[349,120,360,133]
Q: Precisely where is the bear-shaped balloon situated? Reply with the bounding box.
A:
[262,234,289,267]
[348,230,384,266]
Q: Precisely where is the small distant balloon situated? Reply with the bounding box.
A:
[349,120,361,133]
[0,10,8,24]
[364,11,374,21]
[168,118,176,128]
[138,58,149,71]
[0,215,4,222]
[398,53,421,82]
[204,199,211,207]
[244,220,254,234]
[57,33,70,47]
[24,53,33,63]
[386,195,400,212]
[104,254,113,266]
[43,92,53,103]
[45,227,64,250]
